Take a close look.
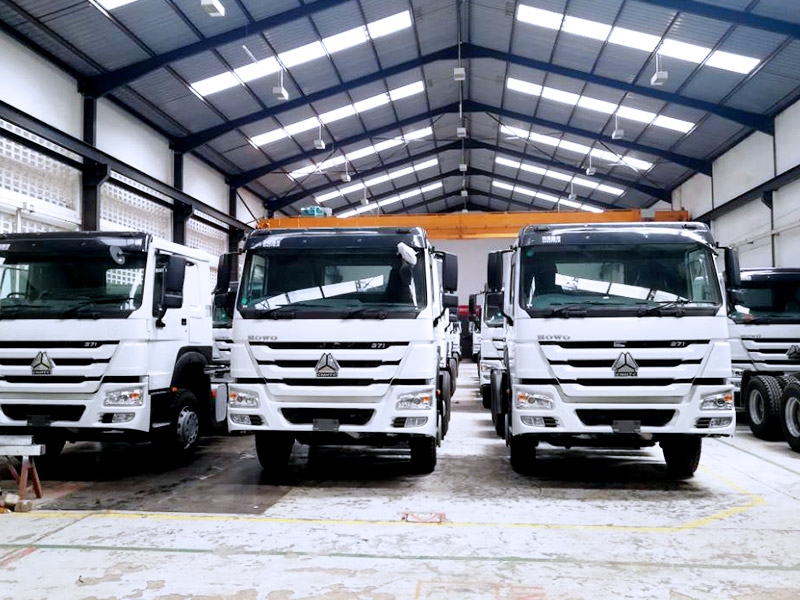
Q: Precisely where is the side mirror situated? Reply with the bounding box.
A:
[161,255,186,310]
[487,251,503,291]
[443,293,459,310]
[214,253,236,295]
[723,247,741,288]
[442,252,458,293]
[468,293,477,316]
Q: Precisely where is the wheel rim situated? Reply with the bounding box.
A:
[176,406,200,450]
[748,389,765,425]
[786,396,800,439]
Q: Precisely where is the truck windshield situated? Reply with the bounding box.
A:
[519,242,721,317]
[0,248,146,320]
[237,248,427,319]
[731,279,800,324]
[484,305,504,327]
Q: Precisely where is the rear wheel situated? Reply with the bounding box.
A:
[439,370,452,439]
[746,376,783,440]
[780,382,800,453]
[255,431,294,480]
[509,434,537,475]
[661,436,702,478]
[409,436,437,474]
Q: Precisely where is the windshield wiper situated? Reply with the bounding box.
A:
[343,306,389,320]
[544,301,620,318]
[61,297,129,318]
[637,299,689,317]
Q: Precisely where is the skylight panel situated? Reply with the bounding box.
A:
[559,198,582,209]
[345,146,377,161]
[537,192,560,204]
[366,174,392,186]
[514,185,538,198]
[378,196,403,208]
[191,72,239,97]
[658,39,710,64]
[561,16,611,42]
[317,189,346,203]
[582,204,604,214]
[353,93,390,113]
[541,87,580,106]
[577,96,618,114]
[316,159,438,203]
[598,184,624,195]
[493,181,515,192]
[652,115,694,133]
[279,41,327,69]
[496,157,521,169]
[520,164,547,176]
[96,0,138,9]
[414,159,439,171]
[390,166,415,179]
[250,128,289,147]
[420,182,443,194]
[571,177,599,190]
[340,182,366,195]
[283,117,321,136]
[373,139,405,153]
[620,156,654,171]
[516,5,563,30]
[389,81,425,102]
[338,182,443,218]
[559,140,592,154]
[608,27,660,52]
[543,169,572,183]
[516,4,759,74]
[705,50,760,74]
[405,127,434,141]
[507,78,543,97]
[236,57,281,82]
[367,10,413,39]
[319,104,357,125]
[496,156,623,196]
[323,26,370,54]
[615,106,655,124]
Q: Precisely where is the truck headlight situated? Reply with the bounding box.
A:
[731,368,744,379]
[479,362,493,372]
[516,391,554,410]
[103,388,143,407]
[700,392,733,411]
[229,389,260,408]
[396,393,432,410]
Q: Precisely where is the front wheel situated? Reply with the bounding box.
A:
[780,382,800,453]
[509,434,537,475]
[32,433,67,473]
[661,436,702,478]
[153,390,200,460]
[255,432,294,480]
[409,436,437,474]
[480,385,491,409]
[746,376,783,440]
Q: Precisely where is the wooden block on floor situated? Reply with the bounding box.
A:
[0,445,44,456]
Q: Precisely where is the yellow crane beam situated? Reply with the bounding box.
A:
[257,210,690,240]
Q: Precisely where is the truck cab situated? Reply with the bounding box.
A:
[493,222,734,478]
[219,227,457,476]
[728,268,800,440]
[0,231,224,462]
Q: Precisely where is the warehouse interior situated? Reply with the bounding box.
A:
[1,0,800,598]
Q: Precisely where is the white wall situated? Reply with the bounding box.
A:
[672,173,712,217]
[184,154,228,214]
[237,188,264,226]
[0,35,82,138]
[712,132,775,207]
[434,237,515,301]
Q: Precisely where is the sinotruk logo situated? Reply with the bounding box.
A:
[31,351,55,375]
[612,352,639,377]
[315,353,341,378]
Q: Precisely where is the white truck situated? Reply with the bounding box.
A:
[217,227,458,476]
[727,268,800,449]
[489,222,735,478]
[0,231,226,462]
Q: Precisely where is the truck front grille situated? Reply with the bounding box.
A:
[576,409,675,427]
[2,404,86,422]
[281,408,374,425]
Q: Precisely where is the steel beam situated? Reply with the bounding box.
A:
[79,0,354,97]
[634,0,800,39]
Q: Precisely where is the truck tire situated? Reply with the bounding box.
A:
[661,436,702,478]
[439,370,452,439]
[448,357,458,394]
[153,390,201,460]
[780,381,800,453]
[255,431,294,479]
[480,385,491,409]
[32,433,66,472]
[746,375,783,440]
[409,436,437,474]
[490,369,507,439]
[509,434,537,475]
[775,375,800,391]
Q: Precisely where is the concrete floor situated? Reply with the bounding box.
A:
[2,362,800,600]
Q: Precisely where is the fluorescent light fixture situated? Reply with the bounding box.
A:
[367,10,413,39]
[201,0,225,18]
[516,5,563,30]
[95,0,138,9]
[507,77,694,133]
[496,156,623,196]
[316,158,438,203]
[500,124,654,172]
[191,10,412,96]
[706,50,761,74]
[657,39,710,64]
[253,81,424,147]
[516,4,759,74]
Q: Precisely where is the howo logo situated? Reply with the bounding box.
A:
[315,353,341,378]
[31,351,55,375]
[612,352,639,378]
[538,335,571,341]
[787,345,800,361]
